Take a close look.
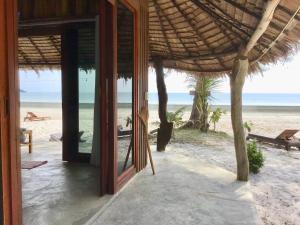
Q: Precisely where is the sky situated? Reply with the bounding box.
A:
[20,51,300,94]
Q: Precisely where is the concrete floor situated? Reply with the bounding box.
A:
[21,142,111,225]
[86,148,262,225]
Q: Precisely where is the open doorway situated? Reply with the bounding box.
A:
[18,23,107,224]
[1,0,149,223]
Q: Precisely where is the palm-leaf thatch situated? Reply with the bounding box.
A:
[149,0,300,75]
[17,0,300,76]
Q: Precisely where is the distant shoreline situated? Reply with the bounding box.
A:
[20,102,300,112]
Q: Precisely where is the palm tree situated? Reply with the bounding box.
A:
[188,76,221,132]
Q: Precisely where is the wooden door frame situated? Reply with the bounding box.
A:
[98,0,115,195]
[115,0,140,191]
[0,0,22,224]
[99,0,140,195]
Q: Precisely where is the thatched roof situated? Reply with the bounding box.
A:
[18,27,95,72]
[149,0,300,75]
[18,0,300,75]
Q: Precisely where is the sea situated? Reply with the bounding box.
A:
[20,92,300,106]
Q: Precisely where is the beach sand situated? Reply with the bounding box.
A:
[20,103,300,225]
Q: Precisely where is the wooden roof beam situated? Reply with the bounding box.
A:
[191,0,250,39]
[152,0,175,58]
[243,0,281,56]
[28,37,53,71]
[18,49,39,73]
[49,36,61,54]
[206,0,282,35]
[254,4,300,63]
[172,0,227,69]
[157,0,204,70]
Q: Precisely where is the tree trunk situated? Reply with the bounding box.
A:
[230,55,249,181]
[153,59,173,152]
[199,102,209,132]
[188,80,201,129]
[189,92,200,122]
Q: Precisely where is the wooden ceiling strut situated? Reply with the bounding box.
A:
[28,37,49,65]
[244,0,281,56]
[222,0,285,32]
[254,4,300,63]
[49,36,61,54]
[157,1,196,59]
[152,0,175,58]
[169,0,203,70]
[277,5,300,21]
[191,0,250,39]
[18,49,39,73]
[204,0,254,30]
[194,0,253,34]
[19,17,96,28]
[191,0,267,56]
[171,0,226,69]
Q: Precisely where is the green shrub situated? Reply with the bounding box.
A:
[167,107,185,128]
[247,141,265,174]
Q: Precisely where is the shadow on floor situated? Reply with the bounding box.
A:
[21,142,111,225]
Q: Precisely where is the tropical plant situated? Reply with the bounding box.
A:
[243,121,254,133]
[166,107,185,128]
[192,76,221,132]
[247,140,265,174]
[209,107,226,131]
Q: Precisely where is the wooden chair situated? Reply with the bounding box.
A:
[24,112,50,122]
[247,129,300,151]
[20,130,33,153]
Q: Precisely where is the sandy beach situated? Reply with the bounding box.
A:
[20,103,300,225]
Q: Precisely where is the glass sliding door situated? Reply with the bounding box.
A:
[117,1,135,176]
[78,69,96,153]
[78,27,96,155]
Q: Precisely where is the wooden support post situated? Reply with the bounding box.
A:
[229,0,280,182]
[153,58,173,152]
[230,52,249,181]
[61,29,79,162]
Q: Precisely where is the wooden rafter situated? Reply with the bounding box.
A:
[156,1,197,58]
[171,0,226,69]
[222,0,285,32]
[28,37,50,66]
[244,0,281,55]
[254,4,300,63]
[152,0,175,58]
[49,35,61,54]
[191,0,251,40]
[18,49,39,73]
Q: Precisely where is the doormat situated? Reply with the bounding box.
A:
[22,161,48,169]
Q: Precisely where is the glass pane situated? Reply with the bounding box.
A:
[78,26,96,154]
[79,69,96,153]
[117,2,134,175]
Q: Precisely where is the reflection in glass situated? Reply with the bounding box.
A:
[79,69,96,153]
[117,2,134,175]
[77,26,96,154]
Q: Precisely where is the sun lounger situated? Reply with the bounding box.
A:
[24,112,50,122]
[247,129,300,151]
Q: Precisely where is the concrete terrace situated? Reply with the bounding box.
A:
[86,148,262,225]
